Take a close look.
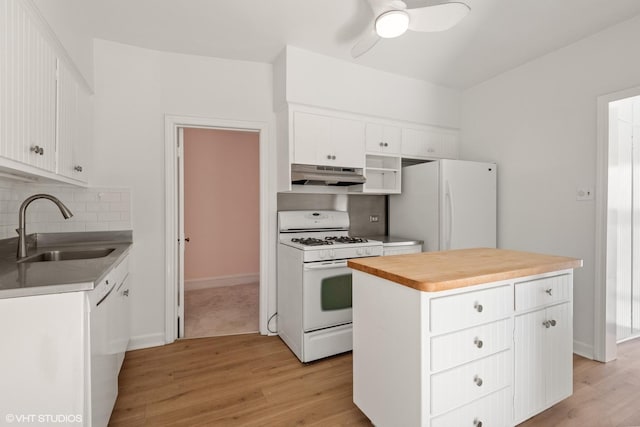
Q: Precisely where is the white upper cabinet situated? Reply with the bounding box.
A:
[365,123,401,154]
[293,111,365,168]
[0,0,92,185]
[0,0,57,172]
[57,60,91,182]
[402,126,459,160]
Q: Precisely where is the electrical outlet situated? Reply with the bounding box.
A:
[369,215,379,223]
[576,187,594,201]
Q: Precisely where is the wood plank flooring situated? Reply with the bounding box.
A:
[110,334,640,426]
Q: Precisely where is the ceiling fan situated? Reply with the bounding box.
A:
[351,0,470,58]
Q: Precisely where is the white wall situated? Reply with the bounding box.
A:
[92,39,275,348]
[33,0,94,87]
[280,46,461,128]
[460,15,640,358]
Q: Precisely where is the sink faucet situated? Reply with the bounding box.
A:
[16,194,73,259]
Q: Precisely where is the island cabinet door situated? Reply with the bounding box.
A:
[514,302,572,424]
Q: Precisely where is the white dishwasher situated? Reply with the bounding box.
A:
[89,254,130,427]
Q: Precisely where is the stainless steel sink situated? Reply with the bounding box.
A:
[19,248,115,263]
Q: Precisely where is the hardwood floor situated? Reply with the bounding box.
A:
[110,335,640,426]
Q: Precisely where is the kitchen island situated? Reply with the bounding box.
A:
[348,248,582,427]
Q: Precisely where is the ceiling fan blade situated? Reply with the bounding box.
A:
[351,29,381,58]
[366,0,397,15]
[407,2,470,32]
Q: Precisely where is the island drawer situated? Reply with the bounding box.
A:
[430,285,512,334]
[430,350,512,416]
[430,318,512,372]
[431,386,512,427]
[515,274,571,312]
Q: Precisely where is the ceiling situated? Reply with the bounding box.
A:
[81,0,640,89]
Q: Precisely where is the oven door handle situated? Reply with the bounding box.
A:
[303,261,349,270]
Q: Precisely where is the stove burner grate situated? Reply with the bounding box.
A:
[291,237,333,246]
[325,236,369,244]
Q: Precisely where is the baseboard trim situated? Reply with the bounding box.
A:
[185,273,259,291]
[127,333,167,351]
[573,339,594,360]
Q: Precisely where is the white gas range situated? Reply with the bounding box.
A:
[277,210,383,363]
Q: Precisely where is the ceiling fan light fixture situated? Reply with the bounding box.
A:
[375,10,410,38]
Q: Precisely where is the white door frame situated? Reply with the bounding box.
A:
[594,85,640,361]
[164,114,270,343]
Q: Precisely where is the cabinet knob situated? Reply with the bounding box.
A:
[379,142,384,147]
[543,319,557,328]
[31,145,44,155]
[327,154,332,159]
[474,337,484,348]
[473,375,483,387]
[474,419,483,427]
[384,142,388,147]
[123,289,129,297]
[332,155,336,160]
[74,165,83,172]
[474,302,483,313]
[545,288,553,296]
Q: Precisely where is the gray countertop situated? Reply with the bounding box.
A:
[0,231,132,299]
[364,235,424,247]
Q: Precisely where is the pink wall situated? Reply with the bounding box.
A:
[183,128,259,280]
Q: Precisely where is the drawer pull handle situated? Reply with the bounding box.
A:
[474,338,484,348]
[543,319,557,328]
[474,419,483,427]
[474,302,483,313]
[473,375,483,387]
[545,288,553,296]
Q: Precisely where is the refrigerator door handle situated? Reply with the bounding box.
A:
[444,180,453,250]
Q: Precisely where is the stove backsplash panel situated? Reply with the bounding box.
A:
[277,193,386,237]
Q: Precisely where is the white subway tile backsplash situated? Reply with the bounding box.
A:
[97,212,121,222]
[0,180,132,239]
[97,192,121,202]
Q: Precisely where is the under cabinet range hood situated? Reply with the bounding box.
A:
[291,164,366,186]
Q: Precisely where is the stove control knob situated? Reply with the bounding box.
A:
[356,248,363,256]
[365,248,372,255]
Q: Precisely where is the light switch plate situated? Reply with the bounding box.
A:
[576,187,594,201]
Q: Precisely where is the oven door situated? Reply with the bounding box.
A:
[302,260,353,332]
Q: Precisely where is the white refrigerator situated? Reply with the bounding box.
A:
[389,159,497,252]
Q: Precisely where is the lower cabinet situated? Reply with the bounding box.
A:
[352,269,574,427]
[514,303,572,423]
[0,254,131,427]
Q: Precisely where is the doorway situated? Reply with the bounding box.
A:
[595,86,640,361]
[164,115,271,344]
[608,97,640,344]
[181,128,260,338]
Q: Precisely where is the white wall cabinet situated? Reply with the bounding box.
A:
[57,60,91,182]
[0,0,92,185]
[365,123,401,154]
[352,269,574,427]
[0,0,57,172]
[402,126,459,160]
[277,104,460,194]
[293,111,365,168]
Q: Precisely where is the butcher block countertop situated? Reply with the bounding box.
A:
[347,248,583,292]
